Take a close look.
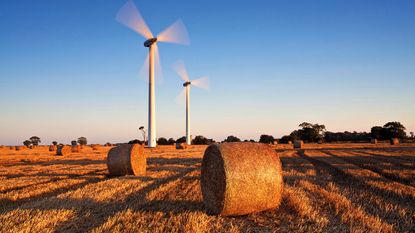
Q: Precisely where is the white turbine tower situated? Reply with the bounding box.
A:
[116,0,190,147]
[173,60,209,145]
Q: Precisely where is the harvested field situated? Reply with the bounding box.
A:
[0,143,414,232]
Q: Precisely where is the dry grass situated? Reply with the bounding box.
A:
[0,143,414,232]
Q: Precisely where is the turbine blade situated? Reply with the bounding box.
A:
[172,60,190,82]
[138,53,149,83]
[192,76,210,90]
[176,88,186,106]
[116,0,153,39]
[154,44,163,84]
[138,45,163,84]
[157,19,190,45]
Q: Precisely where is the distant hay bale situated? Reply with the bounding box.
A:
[92,144,101,150]
[71,145,81,153]
[15,146,24,151]
[176,142,188,150]
[9,146,14,150]
[107,144,146,176]
[287,141,292,145]
[201,142,283,216]
[390,138,399,145]
[56,145,71,156]
[294,140,304,149]
[371,139,378,144]
[49,145,57,152]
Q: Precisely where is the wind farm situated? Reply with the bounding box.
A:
[0,0,415,232]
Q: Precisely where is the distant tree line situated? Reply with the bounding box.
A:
[279,121,409,143]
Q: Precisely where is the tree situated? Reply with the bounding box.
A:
[259,135,275,144]
[128,139,143,144]
[139,126,146,142]
[192,135,214,145]
[167,138,175,145]
[30,136,41,146]
[296,122,326,142]
[223,135,241,143]
[176,136,186,143]
[383,121,406,139]
[410,132,414,139]
[52,141,58,146]
[23,140,32,147]
[370,126,385,140]
[77,137,87,146]
[157,137,169,145]
[71,140,77,146]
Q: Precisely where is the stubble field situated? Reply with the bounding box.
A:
[0,143,414,232]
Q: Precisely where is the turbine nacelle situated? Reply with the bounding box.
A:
[144,38,157,47]
[183,81,191,87]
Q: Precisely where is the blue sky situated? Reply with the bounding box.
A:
[1,0,414,145]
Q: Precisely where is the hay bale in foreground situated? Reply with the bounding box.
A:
[176,142,188,150]
[294,140,304,149]
[371,139,378,144]
[71,145,81,153]
[201,142,283,216]
[390,138,399,145]
[107,144,146,176]
[56,145,71,156]
[49,145,57,152]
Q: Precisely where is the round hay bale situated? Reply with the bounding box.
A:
[15,146,23,151]
[371,138,378,144]
[201,142,283,216]
[9,146,14,150]
[176,142,188,150]
[390,138,399,145]
[56,145,71,156]
[71,145,81,153]
[49,145,57,152]
[92,144,101,150]
[287,141,292,145]
[107,144,146,176]
[293,140,304,149]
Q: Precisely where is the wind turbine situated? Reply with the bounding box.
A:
[116,0,190,147]
[173,60,209,145]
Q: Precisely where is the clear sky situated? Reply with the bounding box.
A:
[1,0,414,145]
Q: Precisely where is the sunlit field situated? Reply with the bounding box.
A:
[0,143,414,232]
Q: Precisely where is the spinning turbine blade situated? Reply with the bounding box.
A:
[172,60,190,82]
[157,19,190,45]
[153,44,163,83]
[192,76,210,90]
[176,88,186,105]
[116,0,153,39]
[138,45,163,84]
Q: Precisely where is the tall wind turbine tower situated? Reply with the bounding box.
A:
[173,61,209,145]
[116,0,190,147]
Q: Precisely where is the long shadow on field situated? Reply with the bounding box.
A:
[4,157,203,232]
[297,150,415,208]
[321,150,414,186]
[1,159,105,168]
[282,151,414,231]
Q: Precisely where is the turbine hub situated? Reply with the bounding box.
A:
[144,38,157,47]
[183,81,191,87]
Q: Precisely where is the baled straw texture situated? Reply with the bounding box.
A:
[92,144,101,150]
[176,143,188,150]
[107,144,146,176]
[390,138,399,145]
[56,145,71,156]
[49,145,57,152]
[201,142,283,216]
[71,145,81,153]
[294,140,304,149]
